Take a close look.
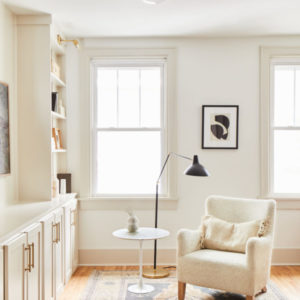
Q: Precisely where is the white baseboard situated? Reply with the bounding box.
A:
[79,249,176,266]
[272,248,300,265]
[79,248,300,266]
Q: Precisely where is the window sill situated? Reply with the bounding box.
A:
[78,197,178,211]
[259,195,300,210]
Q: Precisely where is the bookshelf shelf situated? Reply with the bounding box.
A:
[51,111,66,120]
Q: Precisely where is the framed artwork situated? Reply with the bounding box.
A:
[0,82,10,174]
[202,105,239,149]
[57,173,72,193]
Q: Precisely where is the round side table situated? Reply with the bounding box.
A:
[113,227,169,294]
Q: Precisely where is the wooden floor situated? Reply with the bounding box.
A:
[59,266,300,300]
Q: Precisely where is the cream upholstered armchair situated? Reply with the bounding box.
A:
[177,195,276,300]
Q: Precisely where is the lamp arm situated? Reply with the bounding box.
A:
[156,152,192,184]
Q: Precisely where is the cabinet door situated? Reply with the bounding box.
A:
[70,200,78,274]
[40,213,55,300]
[63,202,72,284]
[24,223,42,300]
[54,208,64,298]
[0,248,3,300]
[4,233,27,300]
[63,199,78,283]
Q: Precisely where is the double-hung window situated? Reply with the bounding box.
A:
[91,59,167,197]
[270,61,300,195]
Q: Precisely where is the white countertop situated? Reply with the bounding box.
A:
[0,193,76,244]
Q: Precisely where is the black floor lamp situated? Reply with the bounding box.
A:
[143,152,209,279]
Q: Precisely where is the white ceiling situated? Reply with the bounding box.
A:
[4,0,300,38]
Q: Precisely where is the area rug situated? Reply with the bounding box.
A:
[80,270,287,300]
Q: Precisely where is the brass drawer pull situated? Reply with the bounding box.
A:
[30,243,34,269]
[53,223,60,243]
[24,245,31,272]
[56,222,61,243]
[53,223,58,243]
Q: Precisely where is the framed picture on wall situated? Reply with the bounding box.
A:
[0,81,10,174]
[202,105,239,149]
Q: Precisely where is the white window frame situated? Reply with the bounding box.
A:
[260,47,300,199]
[91,60,167,197]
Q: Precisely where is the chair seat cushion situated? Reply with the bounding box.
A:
[177,249,249,294]
[201,215,266,253]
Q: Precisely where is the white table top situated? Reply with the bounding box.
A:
[113,227,169,240]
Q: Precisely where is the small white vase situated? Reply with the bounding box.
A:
[127,212,139,233]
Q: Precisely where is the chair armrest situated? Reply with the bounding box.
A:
[246,236,273,268]
[177,229,202,257]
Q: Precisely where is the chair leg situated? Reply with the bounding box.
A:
[178,281,186,300]
[261,286,267,293]
[246,296,254,300]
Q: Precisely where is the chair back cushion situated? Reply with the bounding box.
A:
[201,215,266,253]
[205,195,276,237]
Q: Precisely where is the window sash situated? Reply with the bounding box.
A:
[269,61,300,195]
[91,60,167,197]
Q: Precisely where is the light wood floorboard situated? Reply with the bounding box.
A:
[59,266,300,300]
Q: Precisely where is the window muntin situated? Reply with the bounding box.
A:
[92,62,166,196]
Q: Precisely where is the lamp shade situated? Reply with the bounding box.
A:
[184,155,209,177]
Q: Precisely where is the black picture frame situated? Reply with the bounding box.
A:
[202,105,239,149]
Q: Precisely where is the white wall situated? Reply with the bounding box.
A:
[66,37,300,262]
[0,1,17,207]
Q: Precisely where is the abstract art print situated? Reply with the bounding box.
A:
[202,105,239,149]
[0,82,10,174]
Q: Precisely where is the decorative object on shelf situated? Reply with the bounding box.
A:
[52,128,63,149]
[60,179,67,194]
[143,153,209,279]
[57,173,72,193]
[52,176,60,198]
[52,92,58,112]
[127,212,139,233]
[58,100,66,117]
[0,81,10,174]
[57,34,79,48]
[202,105,239,149]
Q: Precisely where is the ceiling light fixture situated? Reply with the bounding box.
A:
[57,34,80,48]
[143,0,166,5]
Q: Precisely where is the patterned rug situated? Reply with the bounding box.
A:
[80,270,287,300]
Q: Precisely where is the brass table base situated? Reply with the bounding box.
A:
[143,267,169,279]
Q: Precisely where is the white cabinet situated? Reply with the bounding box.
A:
[4,233,27,300]
[1,198,77,300]
[40,213,55,300]
[0,248,3,300]
[63,199,78,283]
[24,223,42,300]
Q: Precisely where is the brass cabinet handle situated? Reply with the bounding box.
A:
[30,243,34,269]
[56,222,60,243]
[71,209,76,226]
[53,223,57,243]
[53,222,61,243]
[24,245,31,272]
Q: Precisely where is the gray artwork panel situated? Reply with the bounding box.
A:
[0,82,10,174]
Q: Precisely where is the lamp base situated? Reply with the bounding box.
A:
[142,267,169,279]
